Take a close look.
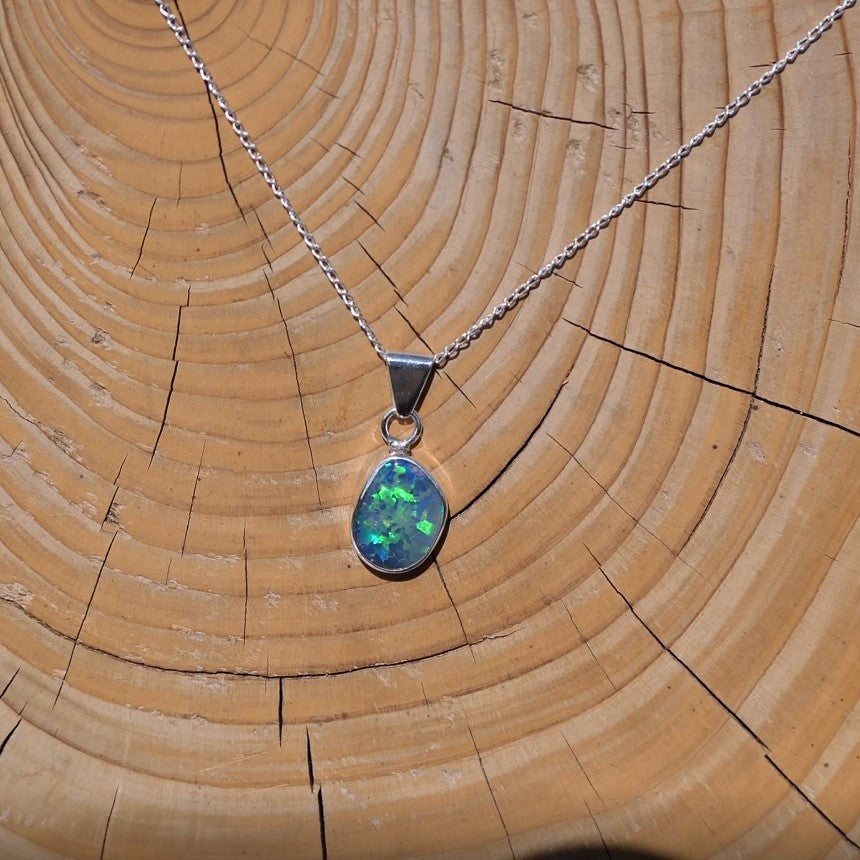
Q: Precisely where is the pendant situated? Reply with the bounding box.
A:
[351,353,448,576]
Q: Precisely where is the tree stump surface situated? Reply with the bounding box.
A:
[0,1,857,857]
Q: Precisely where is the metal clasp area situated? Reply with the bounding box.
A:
[381,409,423,454]
[382,352,434,453]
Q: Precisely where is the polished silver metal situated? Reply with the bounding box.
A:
[380,409,423,455]
[387,353,435,419]
[154,0,855,369]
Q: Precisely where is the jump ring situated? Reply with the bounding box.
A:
[380,409,423,453]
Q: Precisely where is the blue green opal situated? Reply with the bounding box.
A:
[352,456,447,574]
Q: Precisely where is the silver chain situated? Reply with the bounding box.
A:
[155,0,855,369]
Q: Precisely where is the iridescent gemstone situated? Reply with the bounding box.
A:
[352,455,448,575]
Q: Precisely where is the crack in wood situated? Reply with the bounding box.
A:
[453,377,569,518]
[443,371,477,410]
[101,485,120,529]
[0,590,524,682]
[467,724,514,858]
[354,200,385,232]
[180,441,206,556]
[641,198,698,212]
[561,730,603,805]
[99,787,119,860]
[580,541,859,849]
[283,321,323,510]
[0,668,19,701]
[555,438,710,585]
[358,240,407,304]
[839,138,852,288]
[584,798,612,858]
[130,197,157,279]
[52,532,117,711]
[433,560,471,653]
[334,141,361,160]
[0,717,21,759]
[305,726,315,790]
[559,598,616,691]
[237,27,324,78]
[174,2,246,223]
[316,785,328,860]
[149,285,189,463]
[560,316,858,438]
[277,678,284,747]
[488,98,616,131]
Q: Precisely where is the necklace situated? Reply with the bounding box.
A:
[155,0,854,576]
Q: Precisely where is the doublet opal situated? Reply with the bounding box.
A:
[352,456,447,575]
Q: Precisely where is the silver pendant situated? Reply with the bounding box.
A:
[351,354,448,576]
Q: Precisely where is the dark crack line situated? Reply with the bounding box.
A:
[561,316,858,438]
[268,274,289,337]
[149,287,189,464]
[283,322,322,510]
[394,308,434,357]
[102,485,120,529]
[310,136,330,155]
[99,787,119,860]
[560,599,615,691]
[549,433,709,584]
[181,441,206,556]
[254,211,274,265]
[489,97,616,131]
[130,198,157,279]
[581,541,859,849]
[467,725,514,857]
[316,785,328,860]
[174,3,246,222]
[306,726,315,789]
[0,441,21,460]
[358,240,407,304]
[334,141,361,159]
[0,396,43,444]
[354,200,385,232]
[237,27,324,77]
[453,377,568,518]
[642,199,698,212]
[584,798,612,858]
[832,317,859,329]
[0,718,21,758]
[676,266,770,556]
[839,140,852,289]
[443,371,477,410]
[561,731,603,804]
[433,560,471,652]
[3,588,528,682]
[149,362,178,462]
[0,668,19,700]
[111,453,127,486]
[313,84,340,100]
[277,678,284,746]
[342,176,363,195]
[52,532,117,711]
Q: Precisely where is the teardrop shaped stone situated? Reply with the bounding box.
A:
[352,455,448,575]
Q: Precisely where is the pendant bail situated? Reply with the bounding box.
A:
[387,352,435,419]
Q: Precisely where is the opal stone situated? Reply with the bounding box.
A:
[352,455,447,574]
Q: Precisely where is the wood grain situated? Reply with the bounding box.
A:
[0,0,857,857]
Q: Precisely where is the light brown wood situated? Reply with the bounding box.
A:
[0,0,857,857]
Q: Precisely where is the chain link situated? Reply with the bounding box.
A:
[154,0,854,368]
